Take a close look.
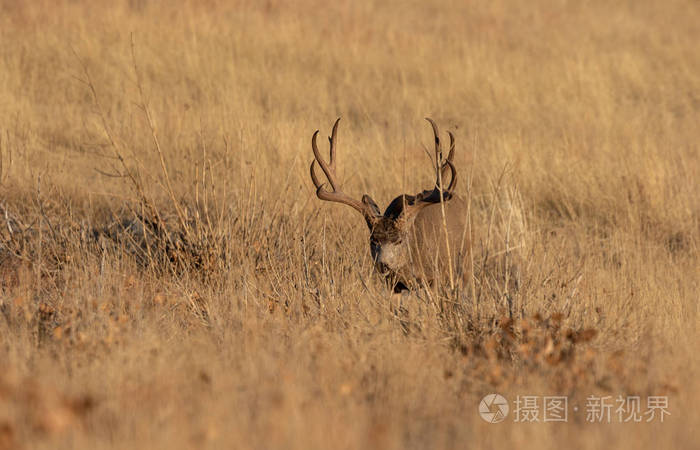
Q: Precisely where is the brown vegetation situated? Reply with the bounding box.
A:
[0,0,698,448]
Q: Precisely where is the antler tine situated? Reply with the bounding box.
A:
[310,119,375,220]
[442,159,457,193]
[309,159,322,190]
[439,130,456,179]
[426,117,457,187]
[445,130,455,163]
[425,117,442,164]
[416,119,458,203]
[328,117,340,168]
[415,155,457,204]
[311,128,338,191]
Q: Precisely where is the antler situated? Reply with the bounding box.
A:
[310,118,378,222]
[420,118,457,202]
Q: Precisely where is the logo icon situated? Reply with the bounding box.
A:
[479,394,509,423]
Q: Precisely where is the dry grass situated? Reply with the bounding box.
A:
[0,0,698,448]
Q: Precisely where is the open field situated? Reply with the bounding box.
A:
[0,0,698,448]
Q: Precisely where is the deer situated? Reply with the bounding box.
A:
[310,118,471,292]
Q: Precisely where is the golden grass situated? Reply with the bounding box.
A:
[0,0,698,448]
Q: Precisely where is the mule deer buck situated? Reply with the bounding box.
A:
[310,118,471,291]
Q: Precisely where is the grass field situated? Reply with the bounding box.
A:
[0,0,698,448]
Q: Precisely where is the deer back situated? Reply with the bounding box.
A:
[404,195,470,285]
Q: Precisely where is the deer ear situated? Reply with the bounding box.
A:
[361,195,381,217]
[361,195,382,229]
[398,199,433,228]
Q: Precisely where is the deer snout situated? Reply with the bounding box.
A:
[371,241,407,273]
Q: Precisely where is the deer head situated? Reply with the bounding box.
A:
[310,118,468,291]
